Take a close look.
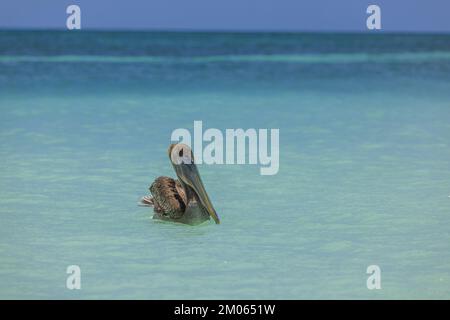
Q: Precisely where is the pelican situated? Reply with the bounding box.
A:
[140,143,220,225]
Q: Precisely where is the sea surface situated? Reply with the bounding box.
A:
[0,31,449,299]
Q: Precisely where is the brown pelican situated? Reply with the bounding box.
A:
[140,143,220,225]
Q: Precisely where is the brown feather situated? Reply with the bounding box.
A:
[149,176,187,219]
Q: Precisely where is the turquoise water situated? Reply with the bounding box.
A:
[0,31,449,299]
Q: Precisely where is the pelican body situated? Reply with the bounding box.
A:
[141,144,220,225]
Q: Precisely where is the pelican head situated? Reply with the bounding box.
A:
[168,143,220,224]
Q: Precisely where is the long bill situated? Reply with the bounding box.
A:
[175,162,221,224]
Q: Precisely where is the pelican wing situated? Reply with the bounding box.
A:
[149,176,187,219]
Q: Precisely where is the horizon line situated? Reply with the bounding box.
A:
[1,27,450,35]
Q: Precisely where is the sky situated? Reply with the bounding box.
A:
[0,0,449,32]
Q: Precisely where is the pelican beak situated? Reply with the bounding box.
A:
[175,162,221,224]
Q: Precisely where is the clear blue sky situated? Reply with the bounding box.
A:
[0,0,449,32]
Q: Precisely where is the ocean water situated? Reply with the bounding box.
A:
[0,31,449,299]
